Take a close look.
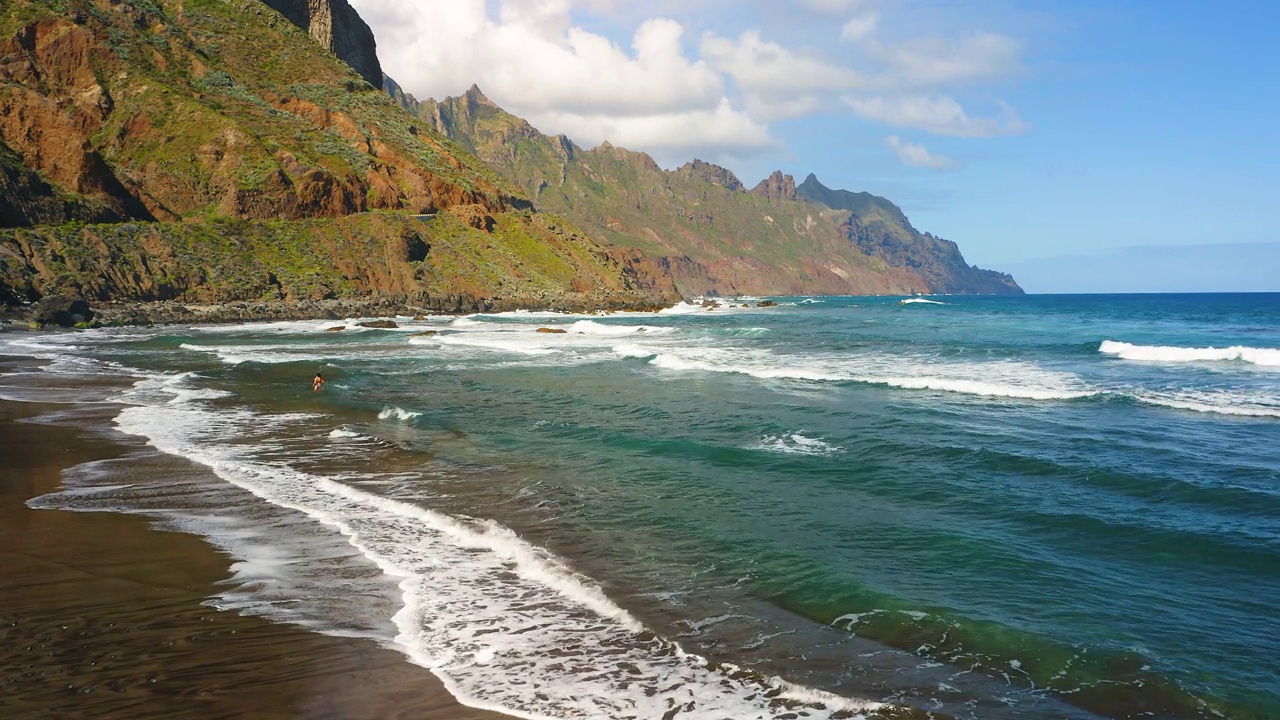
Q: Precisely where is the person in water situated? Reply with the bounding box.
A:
[313,373,325,392]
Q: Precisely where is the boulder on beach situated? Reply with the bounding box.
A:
[535,327,567,333]
[30,296,94,328]
[325,326,346,332]
[757,300,778,307]
[357,319,399,329]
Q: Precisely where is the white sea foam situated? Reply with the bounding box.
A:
[611,343,659,359]
[98,374,882,720]
[899,298,946,305]
[874,376,1096,400]
[377,406,423,422]
[436,334,558,356]
[751,433,844,457]
[427,319,686,365]
[658,299,766,316]
[643,346,1098,401]
[1133,390,1280,419]
[565,319,675,336]
[179,342,328,365]
[328,427,366,439]
[1100,340,1280,367]
[190,319,350,334]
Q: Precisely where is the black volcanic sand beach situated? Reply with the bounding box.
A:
[0,363,511,720]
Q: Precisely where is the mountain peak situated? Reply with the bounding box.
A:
[677,159,744,192]
[751,171,796,201]
[463,84,500,109]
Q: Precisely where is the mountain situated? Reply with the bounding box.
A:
[796,175,1021,295]
[0,0,523,224]
[260,0,382,88]
[403,85,1022,296]
[0,0,678,319]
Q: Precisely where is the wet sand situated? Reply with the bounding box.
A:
[0,389,512,720]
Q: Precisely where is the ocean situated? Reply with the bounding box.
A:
[3,293,1277,720]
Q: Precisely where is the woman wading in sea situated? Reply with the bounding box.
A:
[313,373,325,392]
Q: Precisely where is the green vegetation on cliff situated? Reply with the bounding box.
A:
[796,175,1021,295]
[408,86,1022,296]
[0,211,675,312]
[0,0,678,315]
[0,0,523,226]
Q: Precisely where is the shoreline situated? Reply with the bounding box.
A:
[0,293,681,331]
[0,373,513,719]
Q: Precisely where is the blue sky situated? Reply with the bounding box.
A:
[353,0,1279,292]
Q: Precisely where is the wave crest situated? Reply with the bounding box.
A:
[1100,340,1280,367]
[378,406,423,422]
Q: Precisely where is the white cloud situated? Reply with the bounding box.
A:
[796,0,872,15]
[348,0,774,157]
[701,31,863,95]
[845,94,1029,137]
[840,14,879,42]
[529,98,779,165]
[348,0,1032,165]
[700,30,863,120]
[886,135,958,170]
[865,32,1023,87]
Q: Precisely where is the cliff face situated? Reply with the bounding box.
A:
[0,1,679,317]
[796,175,1022,295]
[0,0,524,229]
[0,139,119,227]
[0,212,679,314]
[261,0,382,89]
[409,86,1022,296]
[751,171,797,201]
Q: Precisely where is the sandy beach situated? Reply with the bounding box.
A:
[0,360,512,720]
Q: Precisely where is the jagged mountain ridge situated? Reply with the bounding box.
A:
[0,0,679,315]
[399,84,1022,296]
[796,175,1021,295]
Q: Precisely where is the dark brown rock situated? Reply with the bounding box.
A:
[261,0,383,88]
[750,171,796,201]
[357,319,398,328]
[535,327,566,333]
[29,295,93,327]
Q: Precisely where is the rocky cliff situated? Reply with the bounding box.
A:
[261,0,382,89]
[0,1,679,322]
[0,212,677,319]
[0,0,524,228]
[407,86,1022,296]
[796,175,1022,295]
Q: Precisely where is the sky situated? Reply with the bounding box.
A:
[348,0,1280,293]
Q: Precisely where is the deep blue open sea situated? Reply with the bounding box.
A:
[3,293,1277,720]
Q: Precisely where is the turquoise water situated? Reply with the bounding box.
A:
[8,293,1278,719]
